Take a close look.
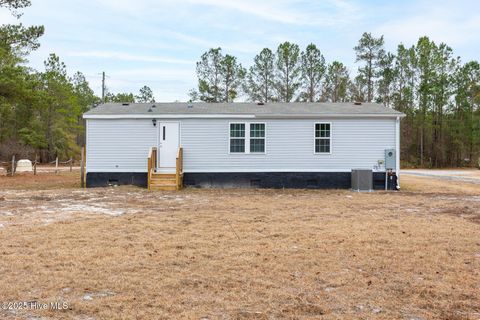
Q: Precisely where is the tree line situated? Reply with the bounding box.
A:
[0,0,155,162]
[104,85,156,104]
[1,0,478,167]
[190,35,480,167]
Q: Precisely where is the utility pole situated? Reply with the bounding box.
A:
[101,71,106,103]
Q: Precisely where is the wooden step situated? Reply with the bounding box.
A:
[150,185,177,191]
[148,172,183,191]
[151,177,176,183]
[152,173,176,178]
[150,182,177,188]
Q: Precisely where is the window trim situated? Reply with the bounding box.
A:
[229,122,246,153]
[249,123,266,154]
[228,122,266,154]
[314,122,332,155]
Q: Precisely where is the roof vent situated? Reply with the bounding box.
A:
[151,104,156,108]
[257,102,265,106]
[147,108,153,112]
[122,103,130,106]
[353,102,362,106]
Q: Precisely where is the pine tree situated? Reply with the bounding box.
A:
[354,32,385,102]
[244,48,275,103]
[377,52,396,107]
[275,42,301,102]
[195,48,223,102]
[221,54,245,102]
[193,48,245,102]
[300,44,326,102]
[322,61,349,102]
[136,85,155,103]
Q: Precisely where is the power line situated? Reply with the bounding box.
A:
[101,71,106,103]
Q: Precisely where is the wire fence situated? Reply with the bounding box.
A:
[0,147,86,188]
[0,156,75,176]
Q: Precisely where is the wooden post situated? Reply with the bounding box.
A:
[11,155,15,176]
[175,147,183,190]
[80,147,85,188]
[55,157,59,174]
[69,157,73,172]
[147,150,151,191]
[33,154,37,175]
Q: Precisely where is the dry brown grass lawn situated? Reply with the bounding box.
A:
[0,170,79,190]
[0,172,479,319]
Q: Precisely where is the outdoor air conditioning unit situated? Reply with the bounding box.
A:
[351,169,373,192]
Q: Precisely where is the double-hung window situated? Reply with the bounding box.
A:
[230,123,265,153]
[249,123,265,153]
[315,123,331,153]
[230,123,246,153]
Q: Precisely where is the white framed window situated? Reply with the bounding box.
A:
[315,123,331,154]
[229,122,266,154]
[249,123,265,153]
[230,123,245,153]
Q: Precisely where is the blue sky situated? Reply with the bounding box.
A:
[2,0,480,101]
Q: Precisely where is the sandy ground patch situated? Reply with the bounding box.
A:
[0,172,479,319]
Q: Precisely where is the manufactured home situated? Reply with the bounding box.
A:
[83,102,404,190]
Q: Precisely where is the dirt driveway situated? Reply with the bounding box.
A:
[402,168,480,185]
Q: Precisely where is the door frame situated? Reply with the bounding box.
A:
[156,121,180,170]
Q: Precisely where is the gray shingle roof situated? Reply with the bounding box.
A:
[83,102,405,118]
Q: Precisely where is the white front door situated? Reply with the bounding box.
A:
[158,122,179,172]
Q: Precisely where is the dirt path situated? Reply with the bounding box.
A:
[403,169,480,185]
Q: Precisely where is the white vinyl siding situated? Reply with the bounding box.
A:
[86,119,156,172]
[181,118,396,172]
[86,117,397,173]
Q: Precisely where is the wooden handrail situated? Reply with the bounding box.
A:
[147,147,157,190]
[175,147,183,190]
[148,146,182,191]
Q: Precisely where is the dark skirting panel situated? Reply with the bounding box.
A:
[373,172,388,190]
[184,172,356,189]
[86,171,388,189]
[86,172,147,188]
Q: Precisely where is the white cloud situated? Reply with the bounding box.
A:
[187,0,360,26]
[375,1,480,49]
[162,30,213,48]
[69,51,195,65]
[112,68,195,78]
[94,0,361,27]
[159,30,267,54]
[187,0,302,24]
